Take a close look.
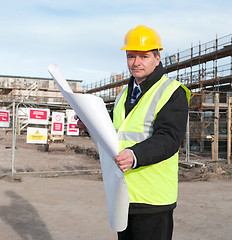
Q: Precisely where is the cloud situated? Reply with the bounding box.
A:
[0,0,231,83]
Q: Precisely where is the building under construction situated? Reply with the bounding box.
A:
[0,75,82,105]
[83,34,232,161]
[0,34,232,161]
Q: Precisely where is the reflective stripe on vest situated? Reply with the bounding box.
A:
[114,86,128,111]
[117,77,174,142]
[113,75,190,206]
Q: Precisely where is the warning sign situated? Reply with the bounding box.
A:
[0,110,10,128]
[27,127,47,144]
[51,112,64,135]
[66,110,79,136]
[53,122,63,131]
[28,108,50,125]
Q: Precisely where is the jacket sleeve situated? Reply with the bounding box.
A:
[129,86,189,168]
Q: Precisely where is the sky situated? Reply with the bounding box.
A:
[0,0,231,85]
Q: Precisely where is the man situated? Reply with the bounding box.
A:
[113,25,190,240]
[76,25,190,239]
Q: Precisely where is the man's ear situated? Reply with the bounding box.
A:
[155,54,161,67]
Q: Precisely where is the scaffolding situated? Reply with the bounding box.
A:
[0,34,231,161]
[83,34,232,160]
[84,34,232,99]
[0,75,83,107]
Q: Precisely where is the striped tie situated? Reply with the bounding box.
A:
[130,86,140,105]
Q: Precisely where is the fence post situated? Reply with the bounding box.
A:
[214,93,219,171]
[227,97,231,164]
[11,99,16,176]
[185,113,190,162]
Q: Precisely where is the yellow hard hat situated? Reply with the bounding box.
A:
[121,25,163,51]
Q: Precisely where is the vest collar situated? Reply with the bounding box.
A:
[125,62,165,116]
[140,61,165,93]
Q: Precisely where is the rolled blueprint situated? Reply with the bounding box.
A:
[48,64,129,232]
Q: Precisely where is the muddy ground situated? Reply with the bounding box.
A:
[0,132,231,239]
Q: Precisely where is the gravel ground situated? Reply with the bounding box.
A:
[0,132,231,239]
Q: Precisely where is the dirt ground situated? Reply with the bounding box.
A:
[0,132,231,239]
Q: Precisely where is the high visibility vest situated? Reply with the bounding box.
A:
[113,75,190,206]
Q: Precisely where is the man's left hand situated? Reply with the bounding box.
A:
[115,149,134,173]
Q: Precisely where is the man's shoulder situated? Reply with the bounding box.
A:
[168,85,188,102]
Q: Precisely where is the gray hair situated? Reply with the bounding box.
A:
[152,49,160,57]
[126,49,160,57]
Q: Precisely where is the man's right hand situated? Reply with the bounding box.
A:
[74,115,87,132]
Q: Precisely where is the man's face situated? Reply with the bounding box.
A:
[126,51,160,85]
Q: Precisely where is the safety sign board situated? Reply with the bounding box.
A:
[0,110,10,128]
[51,112,64,135]
[66,110,79,136]
[28,108,50,125]
[26,127,47,144]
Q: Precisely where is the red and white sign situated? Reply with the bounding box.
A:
[51,112,64,135]
[28,108,50,125]
[0,110,10,127]
[66,110,79,136]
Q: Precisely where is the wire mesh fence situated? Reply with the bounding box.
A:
[1,89,232,178]
[0,100,100,177]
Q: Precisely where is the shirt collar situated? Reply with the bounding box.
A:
[133,80,141,92]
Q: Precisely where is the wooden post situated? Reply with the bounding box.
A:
[214,93,219,171]
[206,135,214,160]
[211,136,214,160]
[227,97,231,164]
